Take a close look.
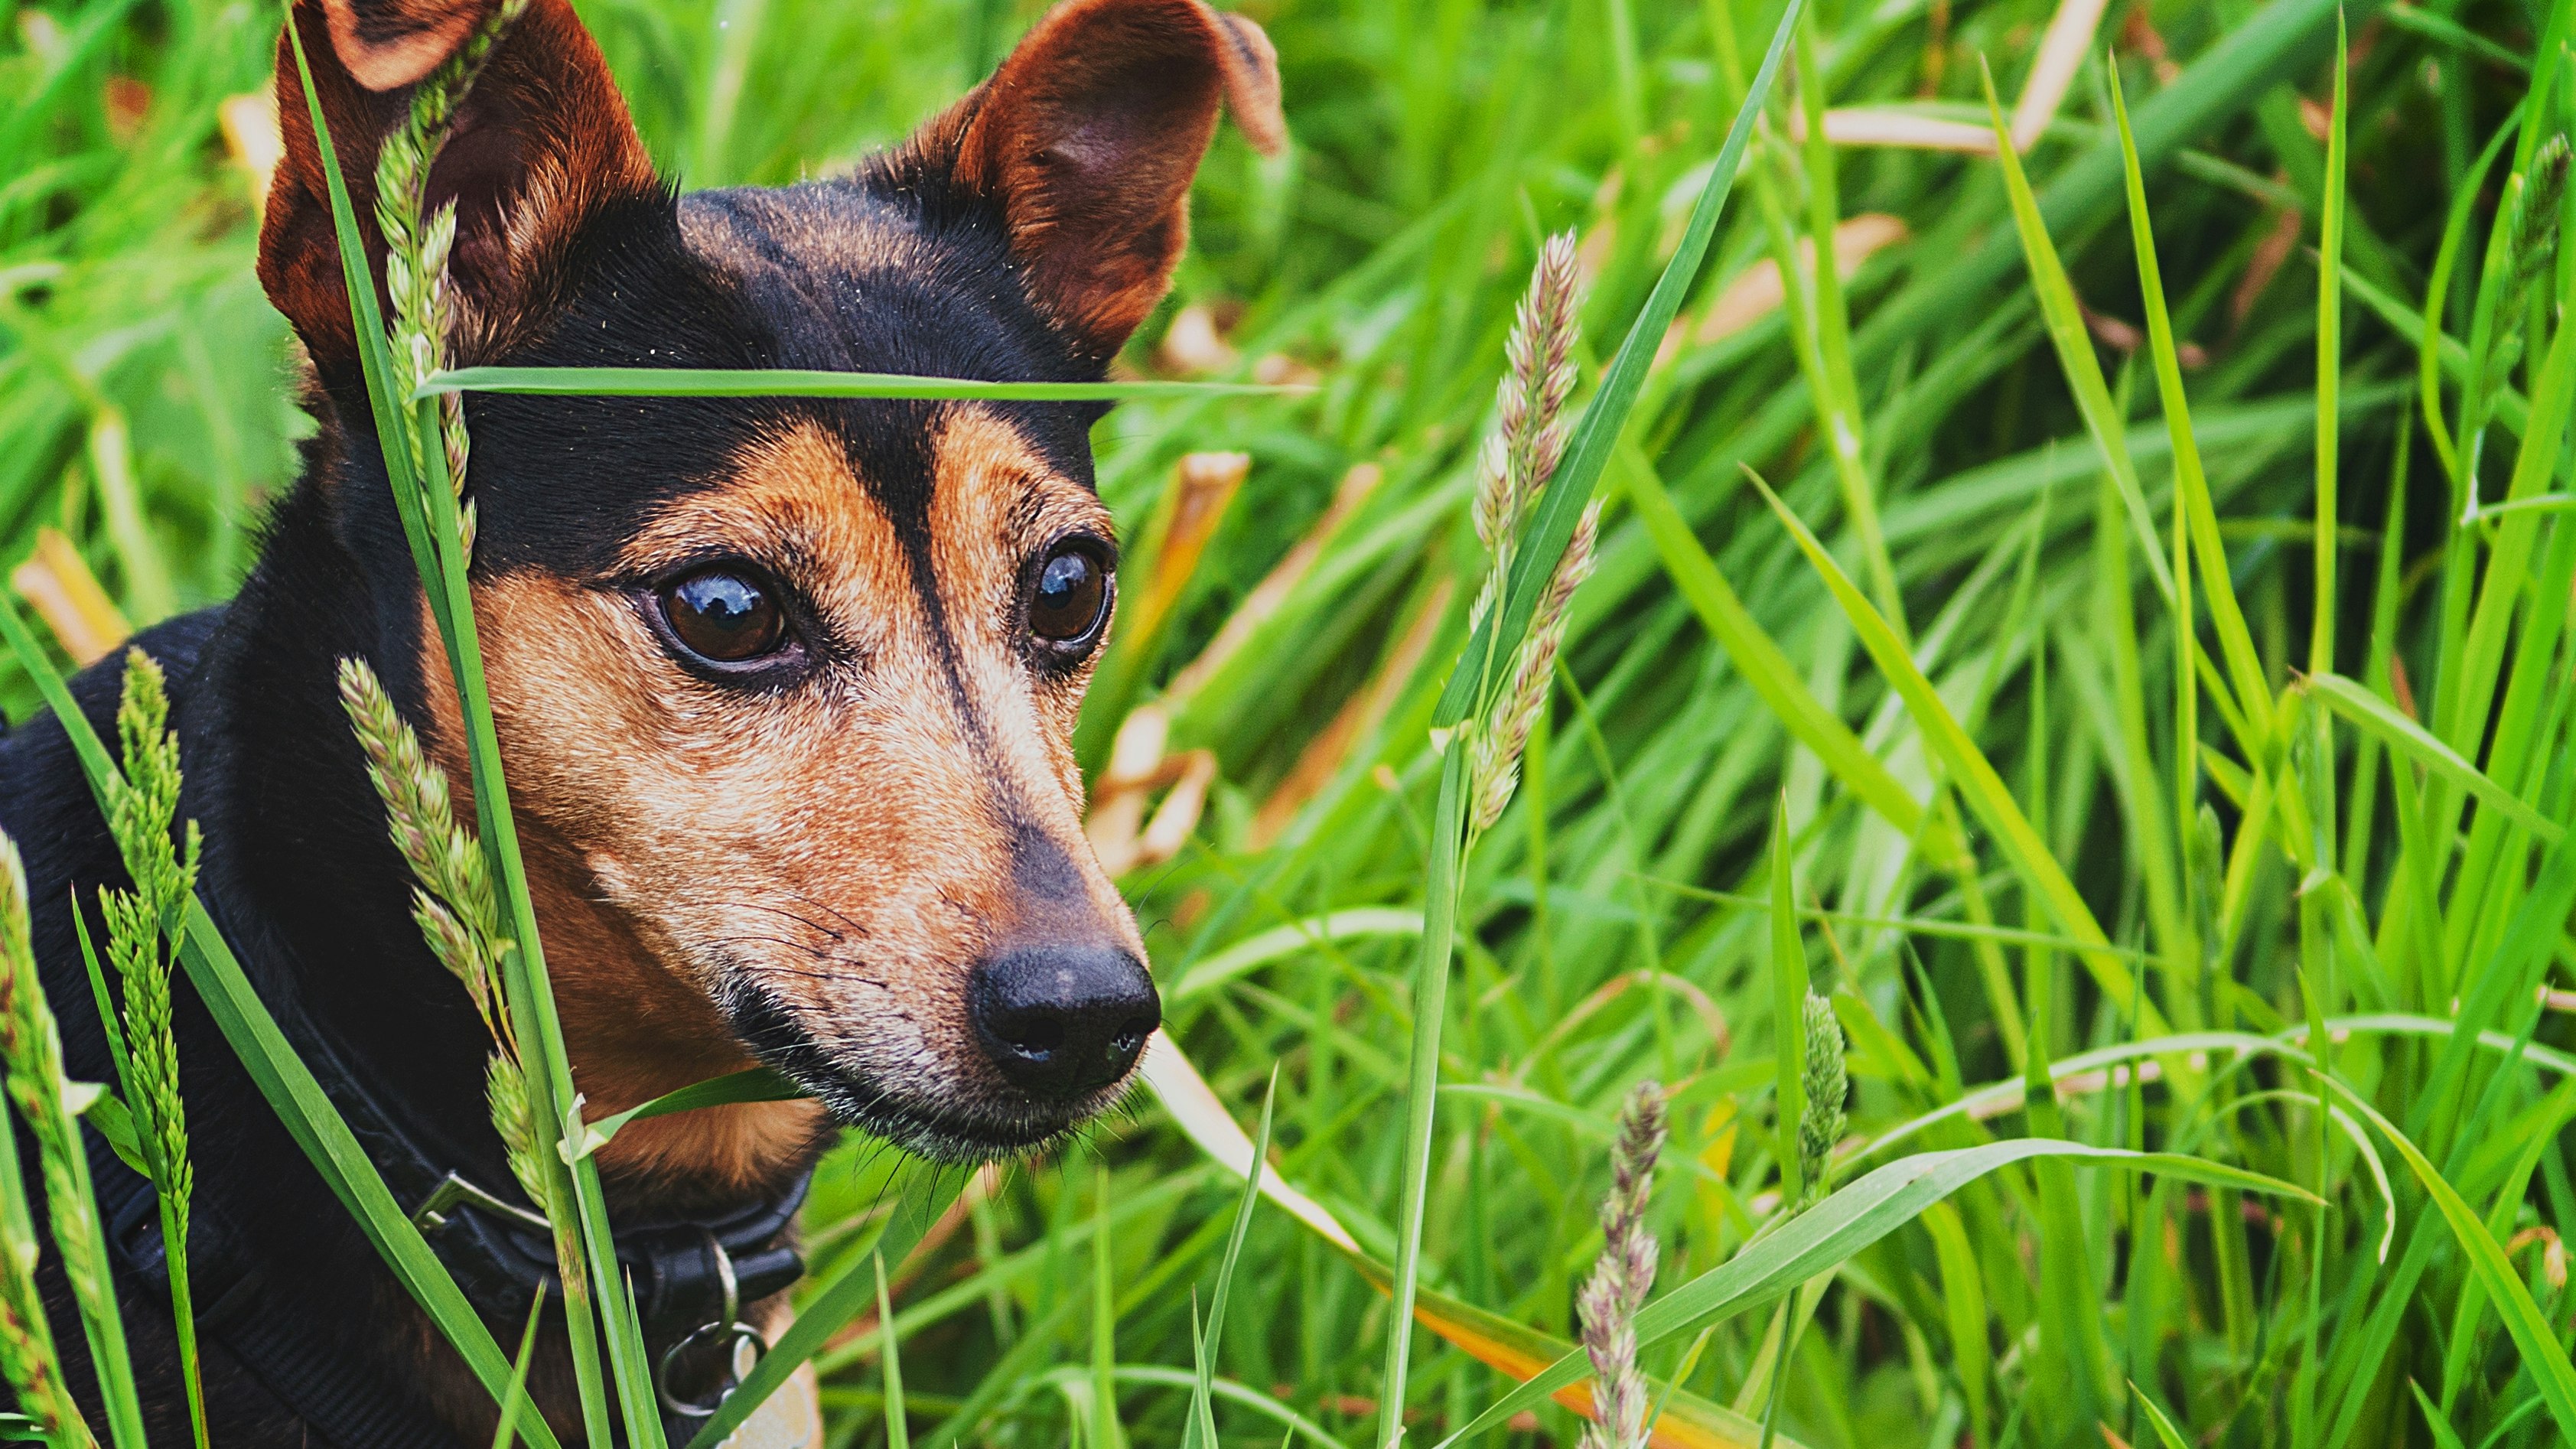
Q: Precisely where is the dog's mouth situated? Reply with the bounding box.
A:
[720,982,1139,1161]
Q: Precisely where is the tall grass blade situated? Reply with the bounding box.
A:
[492,1285,548,1449]
[1091,1165,1124,1449]
[1373,741,1467,1449]
[2100,63,2269,745]
[1184,1072,1275,1449]
[875,1251,910,1449]
[1768,805,1808,1202]
[1976,60,2175,611]
[2311,7,2348,678]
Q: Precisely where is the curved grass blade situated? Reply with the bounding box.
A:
[1980,59,2175,612]
[1150,1034,1793,1447]
[1623,464,1927,838]
[2301,672,2559,842]
[2131,1382,2194,1449]
[1432,1139,2314,1449]
[1431,0,1806,729]
[562,1066,806,1162]
[2102,62,2267,747]
[2322,1075,2576,1442]
[417,366,1308,402]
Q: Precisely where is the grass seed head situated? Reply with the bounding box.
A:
[0,837,118,1346]
[2512,134,2570,283]
[1476,230,1584,564]
[1576,1080,1665,1449]
[1470,499,1601,832]
[486,1051,549,1210]
[339,656,516,1052]
[1797,992,1847,1206]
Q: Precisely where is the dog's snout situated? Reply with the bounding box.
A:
[969,944,1160,1099]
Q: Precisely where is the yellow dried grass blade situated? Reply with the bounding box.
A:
[11,528,129,667]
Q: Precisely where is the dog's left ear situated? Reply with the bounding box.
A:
[261,0,658,374]
[909,0,1285,362]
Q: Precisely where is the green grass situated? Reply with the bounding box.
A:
[6,0,2574,1447]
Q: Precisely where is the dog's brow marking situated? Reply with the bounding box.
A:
[923,406,1137,942]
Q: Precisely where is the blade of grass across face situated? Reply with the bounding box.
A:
[415,366,1307,401]
[1744,469,2167,1038]
[1433,1139,2314,1449]
[1430,0,1806,730]
[0,593,563,1449]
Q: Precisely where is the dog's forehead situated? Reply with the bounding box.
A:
[676,181,1101,484]
[471,178,1105,574]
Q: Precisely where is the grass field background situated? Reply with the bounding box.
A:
[3,0,2569,1445]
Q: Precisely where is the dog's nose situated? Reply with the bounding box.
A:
[969,945,1161,1099]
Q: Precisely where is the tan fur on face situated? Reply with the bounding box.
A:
[458,409,1138,1173]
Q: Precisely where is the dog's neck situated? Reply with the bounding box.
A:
[192,417,827,1219]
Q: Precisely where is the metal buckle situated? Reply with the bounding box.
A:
[659,1229,767,1420]
[409,1171,553,1235]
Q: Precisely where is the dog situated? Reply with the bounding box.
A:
[2,0,1280,1439]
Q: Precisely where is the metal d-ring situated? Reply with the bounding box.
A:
[658,1229,764,1419]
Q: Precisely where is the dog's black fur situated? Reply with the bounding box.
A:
[4,0,1280,1438]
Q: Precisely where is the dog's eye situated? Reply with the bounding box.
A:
[659,568,786,664]
[1028,543,1110,649]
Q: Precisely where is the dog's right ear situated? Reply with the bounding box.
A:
[260,0,657,375]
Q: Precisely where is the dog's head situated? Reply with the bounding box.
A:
[259,0,1278,1163]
